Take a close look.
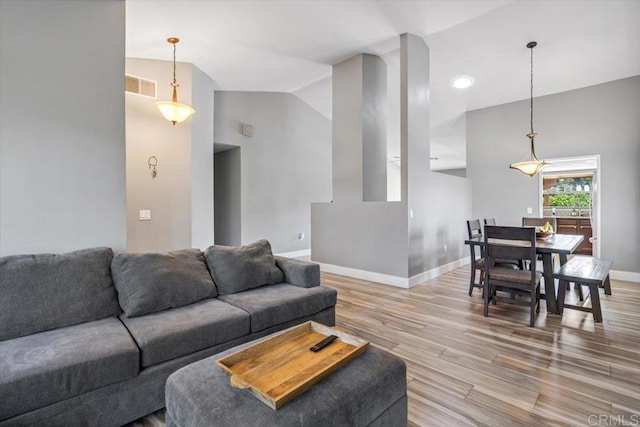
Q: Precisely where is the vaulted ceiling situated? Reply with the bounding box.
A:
[126,0,640,170]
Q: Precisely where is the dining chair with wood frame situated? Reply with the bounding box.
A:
[466,220,519,297]
[483,225,542,327]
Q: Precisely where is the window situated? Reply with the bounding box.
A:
[542,173,593,217]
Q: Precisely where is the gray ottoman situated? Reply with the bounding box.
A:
[165,341,407,427]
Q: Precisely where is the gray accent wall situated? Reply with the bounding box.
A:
[331,55,366,204]
[362,54,388,202]
[214,91,332,253]
[312,35,471,280]
[402,34,472,277]
[191,66,215,250]
[312,201,409,276]
[0,0,126,255]
[467,75,640,273]
[311,53,408,277]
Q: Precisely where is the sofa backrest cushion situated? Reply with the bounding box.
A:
[204,239,284,295]
[0,247,121,341]
[111,249,217,318]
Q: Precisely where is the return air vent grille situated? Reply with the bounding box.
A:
[125,74,156,98]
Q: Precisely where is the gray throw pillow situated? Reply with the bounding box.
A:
[0,247,121,340]
[111,249,217,318]
[204,239,284,295]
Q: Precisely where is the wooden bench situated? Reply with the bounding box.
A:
[554,256,613,323]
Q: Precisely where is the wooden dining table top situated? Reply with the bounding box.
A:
[465,233,584,254]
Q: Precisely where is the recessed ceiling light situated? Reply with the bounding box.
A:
[451,75,474,89]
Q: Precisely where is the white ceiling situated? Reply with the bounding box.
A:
[126,0,640,170]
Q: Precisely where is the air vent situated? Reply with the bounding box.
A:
[239,123,254,137]
[125,74,156,98]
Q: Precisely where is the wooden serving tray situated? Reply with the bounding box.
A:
[215,321,369,410]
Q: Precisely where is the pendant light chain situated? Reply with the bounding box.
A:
[172,42,177,85]
[155,37,195,125]
[530,45,534,137]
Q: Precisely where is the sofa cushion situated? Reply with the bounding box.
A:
[119,298,250,367]
[204,240,284,295]
[111,249,217,318]
[0,317,139,420]
[0,247,121,341]
[218,284,337,332]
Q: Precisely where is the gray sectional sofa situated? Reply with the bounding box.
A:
[0,240,336,427]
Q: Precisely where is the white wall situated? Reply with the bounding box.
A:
[384,49,402,202]
[292,77,332,120]
[467,76,640,273]
[214,91,332,253]
[125,58,214,252]
[0,0,126,255]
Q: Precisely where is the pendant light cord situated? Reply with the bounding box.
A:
[530,45,534,136]
[510,41,547,175]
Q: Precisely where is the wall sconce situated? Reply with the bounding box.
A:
[148,156,158,178]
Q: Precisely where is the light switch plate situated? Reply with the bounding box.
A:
[527,207,533,215]
[139,210,151,221]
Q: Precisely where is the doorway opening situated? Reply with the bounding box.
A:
[539,155,600,256]
[214,144,241,246]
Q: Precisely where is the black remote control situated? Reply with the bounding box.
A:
[310,335,338,352]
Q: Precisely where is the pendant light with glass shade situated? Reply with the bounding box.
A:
[509,41,549,177]
[155,37,195,125]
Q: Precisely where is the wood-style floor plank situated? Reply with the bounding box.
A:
[325,265,640,426]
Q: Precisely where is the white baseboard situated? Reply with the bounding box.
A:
[316,263,411,288]
[610,270,640,283]
[317,258,639,287]
[275,249,311,259]
[408,257,470,287]
[317,256,469,289]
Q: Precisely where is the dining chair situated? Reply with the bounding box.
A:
[483,226,542,327]
[484,218,522,269]
[466,219,485,296]
[466,220,518,297]
[522,216,558,269]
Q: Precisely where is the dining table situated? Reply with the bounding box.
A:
[465,233,584,314]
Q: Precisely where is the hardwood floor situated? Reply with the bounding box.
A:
[324,266,640,426]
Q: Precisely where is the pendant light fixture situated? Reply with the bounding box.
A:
[155,37,195,125]
[510,41,549,177]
